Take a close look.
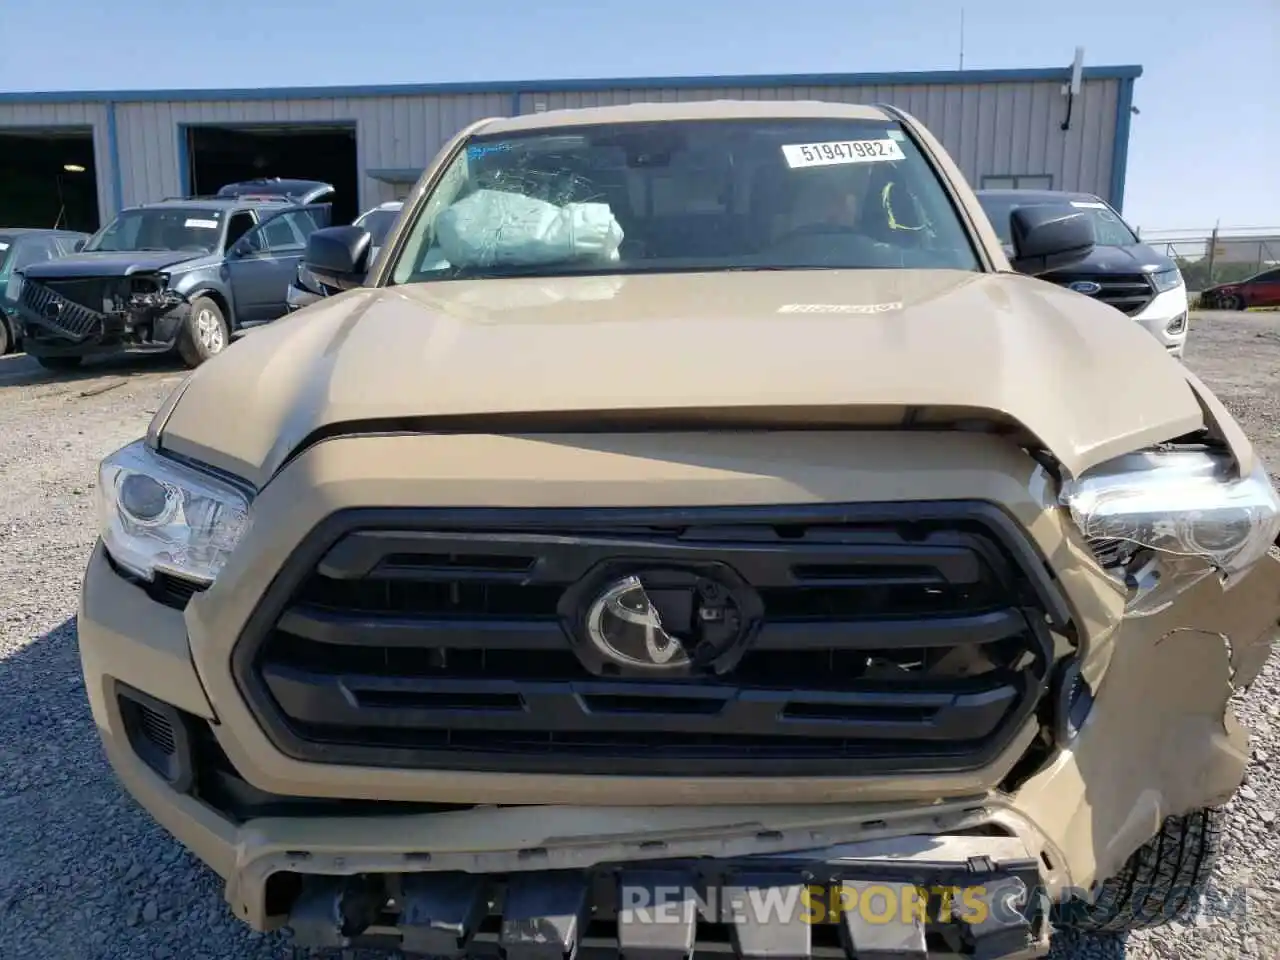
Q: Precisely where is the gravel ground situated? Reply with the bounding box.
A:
[1,312,1279,959]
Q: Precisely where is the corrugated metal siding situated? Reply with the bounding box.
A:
[0,101,113,225]
[114,93,511,211]
[517,78,1119,199]
[69,76,1120,219]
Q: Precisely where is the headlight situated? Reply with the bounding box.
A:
[97,439,250,585]
[1150,267,1184,294]
[1061,449,1280,616]
[5,271,23,304]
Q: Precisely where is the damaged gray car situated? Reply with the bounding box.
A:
[9,190,330,370]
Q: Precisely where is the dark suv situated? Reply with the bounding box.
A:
[12,181,332,371]
[976,188,1190,357]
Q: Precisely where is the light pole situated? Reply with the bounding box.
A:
[55,163,86,229]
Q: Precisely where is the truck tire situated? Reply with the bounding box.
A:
[1068,807,1222,934]
[178,296,230,368]
[34,354,83,371]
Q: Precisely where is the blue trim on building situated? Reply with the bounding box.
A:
[0,65,1144,105]
[176,124,191,198]
[104,101,124,216]
[1108,76,1136,213]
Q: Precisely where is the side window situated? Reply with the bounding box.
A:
[258,210,320,253]
[1256,269,1280,283]
[225,212,256,249]
[262,216,300,249]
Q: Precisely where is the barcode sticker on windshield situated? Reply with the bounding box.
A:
[184,218,219,229]
[782,139,905,168]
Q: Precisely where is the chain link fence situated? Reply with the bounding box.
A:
[1135,226,1280,305]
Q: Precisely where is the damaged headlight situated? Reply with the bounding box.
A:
[5,271,23,304]
[97,439,250,585]
[1061,449,1280,616]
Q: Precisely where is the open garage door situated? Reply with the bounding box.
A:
[0,128,99,232]
[186,124,359,224]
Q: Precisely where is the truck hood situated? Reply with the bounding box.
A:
[1013,242,1176,278]
[156,269,1210,488]
[20,250,205,279]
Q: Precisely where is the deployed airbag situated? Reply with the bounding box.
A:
[434,189,624,269]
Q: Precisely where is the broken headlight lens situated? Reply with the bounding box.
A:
[97,439,250,585]
[5,271,23,304]
[1061,449,1280,617]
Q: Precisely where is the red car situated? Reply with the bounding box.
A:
[1201,266,1280,310]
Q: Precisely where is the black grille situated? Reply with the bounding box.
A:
[116,683,193,790]
[19,278,108,340]
[233,503,1069,777]
[1051,273,1155,316]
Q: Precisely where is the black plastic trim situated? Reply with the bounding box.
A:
[115,680,196,793]
[231,501,1071,777]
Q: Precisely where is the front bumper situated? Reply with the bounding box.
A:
[21,302,191,358]
[1131,284,1190,356]
[78,431,1280,951]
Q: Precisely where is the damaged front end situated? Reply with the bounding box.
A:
[16,273,188,354]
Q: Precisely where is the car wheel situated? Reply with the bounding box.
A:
[178,295,230,368]
[34,354,83,371]
[0,316,10,355]
[1065,807,1222,934]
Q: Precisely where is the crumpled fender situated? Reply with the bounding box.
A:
[1012,551,1280,889]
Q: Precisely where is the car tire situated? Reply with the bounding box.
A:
[178,296,230,368]
[1066,807,1222,934]
[0,315,10,355]
[34,354,83,371]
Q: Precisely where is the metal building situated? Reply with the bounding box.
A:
[0,63,1141,231]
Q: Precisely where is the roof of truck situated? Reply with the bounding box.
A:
[975,188,1107,206]
[478,100,894,135]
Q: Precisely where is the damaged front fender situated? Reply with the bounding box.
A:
[1013,551,1280,890]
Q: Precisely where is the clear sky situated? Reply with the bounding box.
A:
[2,0,1274,232]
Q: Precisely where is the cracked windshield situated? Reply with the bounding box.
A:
[390,117,979,282]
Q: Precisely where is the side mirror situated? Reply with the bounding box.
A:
[73,238,86,252]
[1007,205,1096,276]
[304,226,372,291]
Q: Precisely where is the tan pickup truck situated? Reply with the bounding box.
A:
[80,99,1280,959]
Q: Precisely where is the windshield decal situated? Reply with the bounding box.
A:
[781,139,905,169]
[1070,201,1108,209]
[0,242,8,251]
[467,142,513,161]
[777,302,904,314]
[184,218,220,229]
